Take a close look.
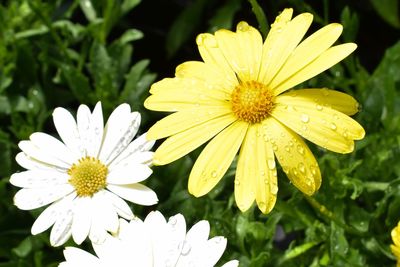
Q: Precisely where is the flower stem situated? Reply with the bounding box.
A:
[304,195,365,236]
[247,0,269,38]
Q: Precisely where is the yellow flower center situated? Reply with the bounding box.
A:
[68,156,108,197]
[231,81,275,123]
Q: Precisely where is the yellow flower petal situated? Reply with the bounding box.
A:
[269,23,343,90]
[175,61,236,94]
[153,114,237,165]
[259,12,313,86]
[189,121,248,197]
[273,43,357,95]
[272,95,365,153]
[234,126,257,212]
[215,22,263,81]
[196,33,238,87]
[147,103,232,140]
[145,77,228,112]
[279,88,360,115]
[235,124,277,213]
[263,118,321,195]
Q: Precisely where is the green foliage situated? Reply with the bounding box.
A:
[0,0,400,266]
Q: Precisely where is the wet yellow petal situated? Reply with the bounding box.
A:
[273,43,357,95]
[270,23,343,90]
[153,114,237,165]
[145,76,228,112]
[272,95,365,153]
[147,103,232,140]
[175,61,236,94]
[234,126,257,212]
[189,121,248,197]
[235,124,277,213]
[279,89,360,115]
[196,33,238,88]
[215,21,263,81]
[263,118,321,195]
[259,12,313,86]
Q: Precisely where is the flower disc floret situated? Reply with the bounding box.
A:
[68,156,108,197]
[231,81,275,123]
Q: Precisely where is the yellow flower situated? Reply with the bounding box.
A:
[392,222,400,267]
[144,8,365,213]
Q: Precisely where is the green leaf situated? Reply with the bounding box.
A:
[370,0,400,28]
[166,0,207,58]
[121,0,141,15]
[208,0,242,32]
[60,64,93,103]
[80,0,97,22]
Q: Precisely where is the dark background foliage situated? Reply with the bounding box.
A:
[1,0,400,266]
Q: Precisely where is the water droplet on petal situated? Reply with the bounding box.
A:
[258,201,266,210]
[169,216,177,226]
[298,163,306,174]
[272,144,278,151]
[180,241,191,256]
[211,171,217,178]
[330,122,337,130]
[296,145,305,155]
[234,179,240,186]
[270,184,278,194]
[267,159,276,170]
[316,104,323,111]
[301,114,309,123]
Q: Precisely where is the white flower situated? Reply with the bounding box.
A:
[59,211,239,267]
[10,102,158,246]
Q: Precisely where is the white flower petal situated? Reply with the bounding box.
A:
[186,220,210,245]
[18,141,70,169]
[62,247,100,265]
[31,193,75,235]
[107,164,152,185]
[50,207,74,247]
[201,236,228,266]
[107,184,158,206]
[109,133,155,169]
[71,197,92,245]
[90,102,104,157]
[10,170,69,188]
[93,192,119,233]
[221,260,240,267]
[99,104,141,164]
[53,107,83,155]
[164,214,187,267]
[103,190,133,220]
[77,103,104,158]
[89,220,108,245]
[14,184,75,210]
[15,152,54,171]
[30,132,78,164]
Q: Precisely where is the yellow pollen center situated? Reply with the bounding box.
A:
[68,156,108,197]
[231,81,275,123]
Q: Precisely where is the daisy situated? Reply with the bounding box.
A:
[144,8,365,213]
[392,222,400,267]
[10,102,158,246]
[59,210,239,267]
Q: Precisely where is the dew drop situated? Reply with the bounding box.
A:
[180,241,191,256]
[234,179,240,186]
[258,201,267,210]
[272,144,278,151]
[333,114,339,120]
[316,104,323,111]
[298,163,306,174]
[296,145,305,155]
[310,165,318,177]
[322,88,330,96]
[284,145,290,152]
[301,114,310,123]
[169,216,177,226]
[292,168,299,176]
[267,159,276,170]
[289,141,294,147]
[211,171,217,178]
[270,184,278,194]
[330,122,337,130]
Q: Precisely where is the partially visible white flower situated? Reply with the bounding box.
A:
[10,102,158,246]
[59,211,239,267]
